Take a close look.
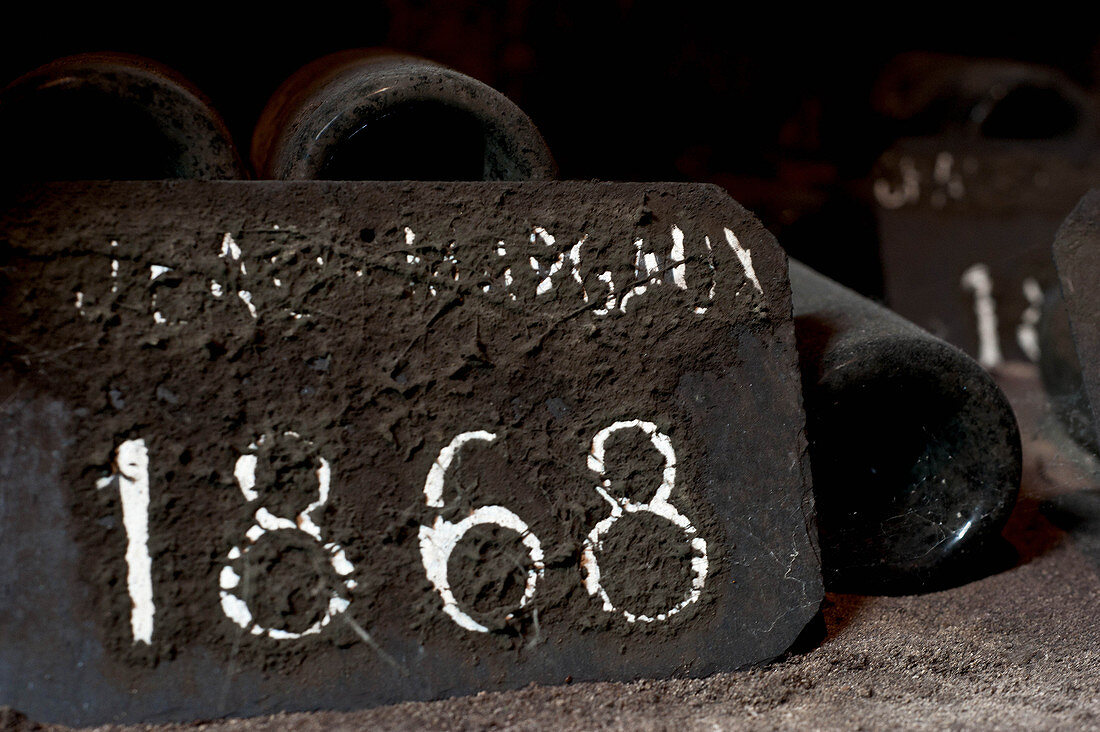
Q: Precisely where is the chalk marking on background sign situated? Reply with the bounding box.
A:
[961,263,1003,368]
[1018,277,1043,363]
[874,155,921,209]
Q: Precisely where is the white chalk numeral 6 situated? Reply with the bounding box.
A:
[419,431,545,633]
[219,432,357,639]
[582,420,709,623]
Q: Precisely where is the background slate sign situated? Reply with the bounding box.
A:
[874,137,1096,367]
[0,181,821,725]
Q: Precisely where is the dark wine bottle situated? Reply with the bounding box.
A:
[251,49,555,181]
[790,260,1022,593]
[0,52,244,180]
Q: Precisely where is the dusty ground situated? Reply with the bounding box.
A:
[6,363,1100,731]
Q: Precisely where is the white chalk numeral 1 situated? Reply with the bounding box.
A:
[582,421,708,623]
[961,263,1044,368]
[419,431,545,633]
[96,438,155,644]
[219,432,357,639]
[961,263,1003,369]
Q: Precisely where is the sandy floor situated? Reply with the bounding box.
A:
[7,364,1100,731]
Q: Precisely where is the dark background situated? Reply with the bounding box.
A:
[4,6,1099,296]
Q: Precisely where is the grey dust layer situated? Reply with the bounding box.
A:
[0,182,821,726]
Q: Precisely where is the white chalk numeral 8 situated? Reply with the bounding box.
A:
[419,431,545,633]
[219,432,357,639]
[582,420,709,623]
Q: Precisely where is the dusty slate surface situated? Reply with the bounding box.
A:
[6,365,1085,730]
[0,182,819,726]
